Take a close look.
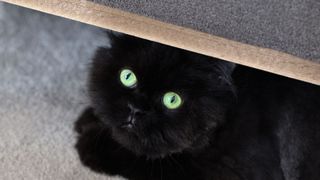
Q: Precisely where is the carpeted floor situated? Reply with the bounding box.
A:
[0,3,124,180]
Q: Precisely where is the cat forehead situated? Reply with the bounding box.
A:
[118,66,207,95]
[113,43,217,86]
[121,61,191,81]
[123,55,192,75]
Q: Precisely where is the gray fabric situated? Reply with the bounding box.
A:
[91,0,320,62]
[0,3,124,180]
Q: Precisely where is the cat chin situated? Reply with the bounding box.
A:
[109,128,184,159]
[109,126,211,159]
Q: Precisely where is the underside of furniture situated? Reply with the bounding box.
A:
[3,0,320,85]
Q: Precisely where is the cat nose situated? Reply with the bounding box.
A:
[121,103,146,130]
[128,103,146,116]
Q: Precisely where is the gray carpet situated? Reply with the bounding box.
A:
[0,3,124,180]
[92,0,320,62]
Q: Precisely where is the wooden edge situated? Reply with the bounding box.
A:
[2,0,320,85]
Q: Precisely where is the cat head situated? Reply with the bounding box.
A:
[89,34,236,158]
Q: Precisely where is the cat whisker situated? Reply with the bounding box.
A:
[160,159,163,180]
[150,158,154,179]
[168,155,186,176]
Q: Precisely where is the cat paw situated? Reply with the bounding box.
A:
[76,140,106,173]
[75,126,122,175]
[74,107,101,135]
[74,108,134,177]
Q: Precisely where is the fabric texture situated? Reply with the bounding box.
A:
[0,3,123,180]
[91,0,320,62]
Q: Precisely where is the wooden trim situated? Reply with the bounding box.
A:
[3,0,320,85]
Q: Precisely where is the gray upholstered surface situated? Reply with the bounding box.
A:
[0,3,124,180]
[91,0,320,62]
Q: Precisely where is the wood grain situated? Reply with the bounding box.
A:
[2,0,320,85]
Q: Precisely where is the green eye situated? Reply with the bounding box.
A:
[120,69,137,88]
[163,92,182,109]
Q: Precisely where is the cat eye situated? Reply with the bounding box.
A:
[120,69,137,88]
[163,92,182,109]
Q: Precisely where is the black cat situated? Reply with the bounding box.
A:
[75,34,320,180]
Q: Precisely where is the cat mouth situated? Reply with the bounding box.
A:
[119,114,136,131]
[113,125,187,158]
[119,103,146,132]
[120,121,134,129]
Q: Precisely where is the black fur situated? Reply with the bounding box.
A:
[75,34,320,180]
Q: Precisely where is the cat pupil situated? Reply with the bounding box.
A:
[170,96,176,103]
[126,73,131,80]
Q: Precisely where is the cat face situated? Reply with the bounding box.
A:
[89,35,235,158]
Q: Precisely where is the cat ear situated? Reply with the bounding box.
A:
[106,31,150,50]
[106,31,126,45]
[215,60,236,85]
[106,30,123,38]
[106,31,127,47]
[217,61,236,76]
